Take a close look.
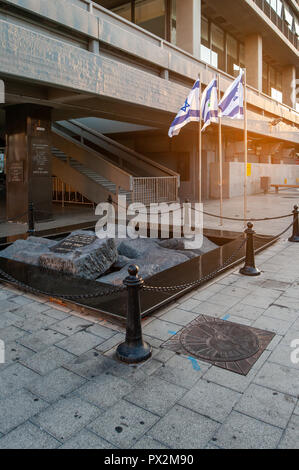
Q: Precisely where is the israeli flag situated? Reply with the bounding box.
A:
[168,79,200,138]
[219,70,244,119]
[201,78,218,132]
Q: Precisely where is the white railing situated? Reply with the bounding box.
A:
[132,177,178,205]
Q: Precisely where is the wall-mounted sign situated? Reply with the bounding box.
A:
[8,161,24,183]
[31,138,50,177]
[246,163,252,177]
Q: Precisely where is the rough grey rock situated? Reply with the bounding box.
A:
[111,255,131,269]
[39,230,117,280]
[0,237,57,266]
[98,247,190,285]
[117,238,159,258]
[158,238,185,250]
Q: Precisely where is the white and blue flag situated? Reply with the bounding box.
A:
[201,78,218,132]
[168,79,200,138]
[219,70,244,119]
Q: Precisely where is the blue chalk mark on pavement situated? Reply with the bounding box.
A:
[222,314,230,321]
[168,330,177,335]
[187,356,201,371]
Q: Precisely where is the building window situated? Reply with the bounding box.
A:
[211,23,225,71]
[135,0,166,38]
[227,34,238,77]
[263,60,282,102]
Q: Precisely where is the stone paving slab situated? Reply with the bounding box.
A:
[0,389,49,434]
[212,411,283,449]
[0,421,60,449]
[147,404,219,449]
[31,397,102,443]
[87,399,159,448]
[59,428,116,449]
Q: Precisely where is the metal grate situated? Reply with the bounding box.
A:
[132,176,178,205]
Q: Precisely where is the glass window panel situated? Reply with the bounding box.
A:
[239,43,245,68]
[284,4,293,29]
[135,0,166,39]
[271,88,282,103]
[227,35,238,77]
[111,2,132,21]
[276,0,283,17]
[262,61,268,94]
[276,71,282,91]
[211,23,225,70]
[171,0,176,44]
[201,17,209,47]
[269,66,276,89]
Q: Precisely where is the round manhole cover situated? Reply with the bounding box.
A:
[180,321,260,362]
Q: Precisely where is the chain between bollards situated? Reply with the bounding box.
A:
[116,265,152,364]
[239,222,261,276]
[288,205,299,243]
[27,202,35,235]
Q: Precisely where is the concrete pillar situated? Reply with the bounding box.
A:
[88,40,99,54]
[282,65,296,109]
[176,0,201,59]
[245,34,263,91]
[6,104,53,222]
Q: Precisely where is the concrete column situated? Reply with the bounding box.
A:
[176,0,201,59]
[244,34,263,91]
[88,40,99,54]
[282,65,296,109]
[6,104,53,222]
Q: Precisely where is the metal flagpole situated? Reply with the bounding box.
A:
[243,68,248,226]
[217,74,223,226]
[198,73,202,204]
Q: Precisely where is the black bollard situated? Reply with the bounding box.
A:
[27,202,35,235]
[239,222,260,276]
[288,205,299,243]
[116,265,152,364]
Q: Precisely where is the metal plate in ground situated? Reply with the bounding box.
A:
[162,315,275,376]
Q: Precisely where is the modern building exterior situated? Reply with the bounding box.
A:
[0,0,298,221]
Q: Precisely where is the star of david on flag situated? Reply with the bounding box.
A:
[201,77,218,132]
[168,79,200,138]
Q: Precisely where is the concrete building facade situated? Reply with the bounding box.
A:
[0,0,298,217]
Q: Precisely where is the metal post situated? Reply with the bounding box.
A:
[239,222,260,276]
[288,205,299,242]
[116,265,152,364]
[27,202,35,235]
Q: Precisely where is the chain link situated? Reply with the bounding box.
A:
[0,266,125,300]
[142,236,246,293]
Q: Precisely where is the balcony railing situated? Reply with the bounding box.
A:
[252,0,298,48]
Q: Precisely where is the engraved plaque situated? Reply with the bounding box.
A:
[50,234,97,254]
[8,162,24,183]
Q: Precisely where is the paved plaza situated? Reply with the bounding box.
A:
[0,228,298,448]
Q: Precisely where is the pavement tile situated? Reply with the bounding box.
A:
[85,323,118,340]
[73,372,134,409]
[17,328,66,352]
[179,379,241,423]
[226,303,265,321]
[63,349,115,379]
[55,331,104,355]
[0,325,29,342]
[0,311,22,329]
[148,404,219,449]
[153,354,208,389]
[212,411,283,449]
[0,363,41,397]
[32,397,101,443]
[252,315,292,335]
[59,429,116,449]
[124,375,187,417]
[158,308,199,326]
[254,362,299,397]
[0,341,34,370]
[203,365,257,393]
[13,312,58,333]
[234,384,296,428]
[11,302,50,316]
[177,298,202,311]
[278,414,299,449]
[50,316,93,336]
[0,300,20,313]
[132,435,170,449]
[0,421,59,449]
[41,308,70,321]
[143,319,183,341]
[95,333,125,353]
[27,367,86,402]
[20,345,76,375]
[87,399,159,448]
[191,301,229,316]
[269,342,299,370]
[263,304,298,322]
[0,389,48,434]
